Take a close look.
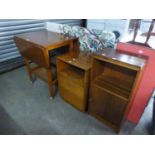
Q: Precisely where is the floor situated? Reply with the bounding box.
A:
[0,67,153,135]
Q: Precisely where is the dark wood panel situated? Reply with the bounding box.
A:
[14,37,48,68]
[90,84,127,126]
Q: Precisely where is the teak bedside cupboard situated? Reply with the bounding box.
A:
[88,48,146,132]
[57,52,92,111]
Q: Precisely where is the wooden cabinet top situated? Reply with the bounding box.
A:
[15,30,76,48]
[57,52,92,70]
[93,48,147,71]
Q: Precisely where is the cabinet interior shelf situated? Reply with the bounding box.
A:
[93,74,132,100]
[59,66,85,87]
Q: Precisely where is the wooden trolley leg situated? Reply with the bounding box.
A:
[47,68,55,97]
[24,59,34,82]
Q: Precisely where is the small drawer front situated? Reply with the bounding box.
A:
[58,75,86,111]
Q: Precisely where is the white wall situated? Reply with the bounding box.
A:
[87,19,128,39]
[46,22,62,33]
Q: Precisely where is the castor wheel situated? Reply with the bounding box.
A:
[49,96,54,100]
[30,81,33,84]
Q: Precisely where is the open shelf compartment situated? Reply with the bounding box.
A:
[92,58,138,100]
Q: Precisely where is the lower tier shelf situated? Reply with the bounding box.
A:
[33,66,57,82]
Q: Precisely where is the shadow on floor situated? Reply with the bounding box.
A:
[0,105,26,135]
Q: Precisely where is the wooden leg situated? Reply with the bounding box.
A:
[47,68,55,97]
[69,41,74,57]
[24,59,34,82]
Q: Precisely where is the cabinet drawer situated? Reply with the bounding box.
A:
[89,83,128,126]
[59,75,84,98]
[58,75,86,111]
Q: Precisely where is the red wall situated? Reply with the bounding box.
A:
[116,42,155,124]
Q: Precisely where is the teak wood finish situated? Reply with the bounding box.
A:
[14,29,147,132]
[14,30,77,97]
[56,52,92,111]
[88,48,146,132]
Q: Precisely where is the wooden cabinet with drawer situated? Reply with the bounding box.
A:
[57,52,92,112]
